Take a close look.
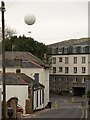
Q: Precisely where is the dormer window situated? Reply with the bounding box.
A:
[81,46,85,53]
[64,47,68,54]
[73,46,77,53]
[58,47,63,54]
[52,47,56,54]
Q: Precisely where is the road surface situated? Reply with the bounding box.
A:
[26,94,85,118]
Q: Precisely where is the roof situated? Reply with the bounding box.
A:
[0,51,49,68]
[0,73,45,89]
[48,38,90,48]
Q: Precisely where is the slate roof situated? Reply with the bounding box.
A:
[0,73,45,89]
[48,38,90,48]
[0,51,49,68]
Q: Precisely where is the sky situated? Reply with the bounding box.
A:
[0,0,89,45]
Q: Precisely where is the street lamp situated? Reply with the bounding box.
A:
[0,1,6,119]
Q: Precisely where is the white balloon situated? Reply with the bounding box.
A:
[24,14,36,25]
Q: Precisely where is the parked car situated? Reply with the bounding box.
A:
[16,104,23,114]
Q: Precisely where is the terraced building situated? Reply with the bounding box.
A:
[48,38,90,96]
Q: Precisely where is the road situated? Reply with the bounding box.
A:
[32,105,82,118]
[29,94,85,118]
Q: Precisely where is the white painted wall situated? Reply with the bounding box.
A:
[6,85,28,112]
[3,67,49,107]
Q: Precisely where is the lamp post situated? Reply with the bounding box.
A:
[0,1,6,119]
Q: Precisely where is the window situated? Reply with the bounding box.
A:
[82,57,86,64]
[53,76,57,81]
[36,91,38,107]
[52,48,56,54]
[64,47,68,53]
[65,67,69,73]
[82,77,85,83]
[65,57,68,64]
[58,47,62,54]
[59,67,63,72]
[34,73,39,86]
[59,57,62,62]
[40,89,41,105]
[73,46,77,53]
[74,57,77,64]
[74,67,77,73]
[53,67,56,73]
[73,77,77,83]
[81,46,85,53]
[65,77,68,82]
[52,57,56,64]
[42,89,44,104]
[82,67,86,73]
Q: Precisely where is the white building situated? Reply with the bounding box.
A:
[0,51,49,109]
[0,72,45,115]
[48,38,90,96]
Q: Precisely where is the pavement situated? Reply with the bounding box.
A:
[22,108,51,118]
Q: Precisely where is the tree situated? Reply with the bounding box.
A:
[5,26,17,39]
[0,26,48,60]
[0,26,17,40]
[5,35,48,60]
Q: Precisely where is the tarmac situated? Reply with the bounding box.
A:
[22,107,90,119]
[22,96,90,119]
[22,108,51,118]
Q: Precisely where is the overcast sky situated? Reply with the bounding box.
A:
[0,0,89,45]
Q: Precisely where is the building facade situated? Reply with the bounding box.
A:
[48,38,90,96]
[0,51,49,108]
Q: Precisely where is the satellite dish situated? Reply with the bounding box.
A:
[24,14,36,25]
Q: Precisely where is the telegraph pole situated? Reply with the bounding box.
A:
[0,1,6,119]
